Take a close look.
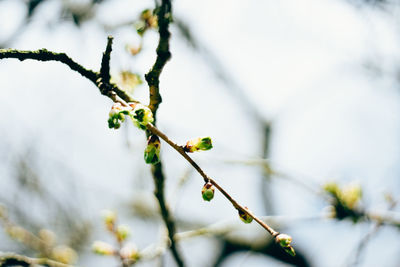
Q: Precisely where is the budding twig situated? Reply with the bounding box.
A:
[0,35,293,256]
[145,123,280,237]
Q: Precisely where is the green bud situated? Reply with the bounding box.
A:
[201,182,215,201]
[108,103,129,129]
[130,104,154,129]
[144,135,161,164]
[92,241,114,256]
[238,207,253,224]
[276,233,292,247]
[116,225,131,242]
[184,137,213,153]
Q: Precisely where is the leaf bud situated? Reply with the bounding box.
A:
[238,207,253,224]
[52,245,78,264]
[276,233,292,247]
[201,182,215,201]
[116,225,131,242]
[101,210,116,231]
[144,135,161,164]
[120,243,139,261]
[183,137,213,153]
[92,241,115,256]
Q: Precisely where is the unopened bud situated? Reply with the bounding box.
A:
[120,243,139,260]
[102,210,116,231]
[52,246,78,264]
[144,135,161,164]
[92,241,115,256]
[126,44,142,56]
[135,20,147,36]
[276,233,292,247]
[183,137,213,153]
[116,225,131,242]
[201,182,215,201]
[238,207,253,224]
[7,226,26,241]
[140,9,153,21]
[39,229,56,246]
[140,9,158,29]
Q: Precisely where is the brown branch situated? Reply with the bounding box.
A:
[145,0,172,117]
[0,48,98,83]
[0,44,136,104]
[142,1,186,266]
[100,36,113,84]
[0,252,75,267]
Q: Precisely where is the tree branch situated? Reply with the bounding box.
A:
[0,45,136,104]
[100,36,113,84]
[143,1,186,266]
[145,0,172,117]
[0,252,75,267]
[151,162,184,267]
[0,48,98,83]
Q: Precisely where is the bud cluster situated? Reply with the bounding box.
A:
[107,102,154,130]
[94,210,139,262]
